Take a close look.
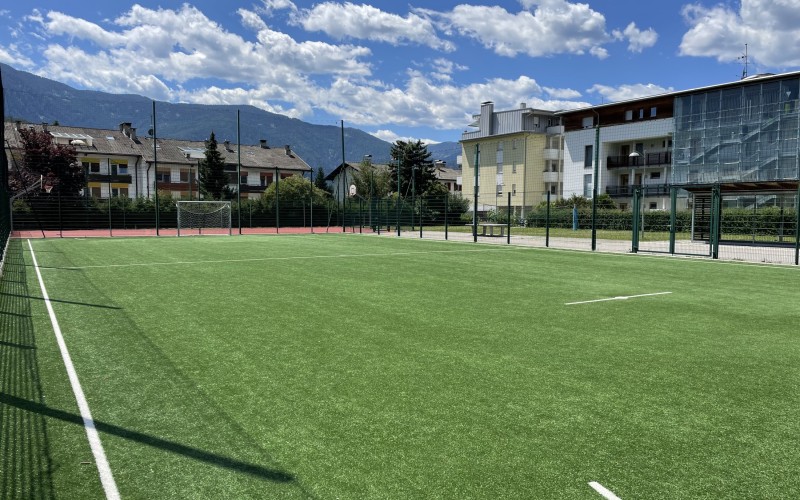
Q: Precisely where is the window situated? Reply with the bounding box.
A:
[651,172,661,179]
[584,174,593,198]
[582,116,593,128]
[156,169,171,182]
[649,202,658,210]
[512,163,517,174]
[512,139,518,150]
[260,173,273,186]
[512,183,517,195]
[650,107,657,117]
[240,171,248,184]
[639,109,644,119]
[180,170,191,182]
[83,161,100,173]
[496,184,503,195]
[111,160,127,175]
[584,145,593,168]
[625,110,633,121]
[111,187,129,198]
[619,203,628,211]
[497,164,503,175]
[90,186,101,198]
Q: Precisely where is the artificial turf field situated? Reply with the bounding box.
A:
[2,233,800,499]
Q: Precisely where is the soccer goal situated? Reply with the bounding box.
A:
[176,201,232,236]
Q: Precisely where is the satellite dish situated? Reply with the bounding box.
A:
[349,184,357,196]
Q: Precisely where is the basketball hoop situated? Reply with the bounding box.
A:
[44,184,53,194]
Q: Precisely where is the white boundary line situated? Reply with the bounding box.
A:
[589,481,621,499]
[566,291,672,306]
[27,240,121,500]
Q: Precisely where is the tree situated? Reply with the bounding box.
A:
[10,127,83,196]
[198,132,233,200]
[313,166,331,193]
[352,158,391,199]
[263,174,328,206]
[388,140,436,198]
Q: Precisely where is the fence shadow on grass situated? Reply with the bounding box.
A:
[0,239,55,500]
[0,392,296,484]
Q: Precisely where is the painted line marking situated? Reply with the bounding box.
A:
[27,240,121,500]
[589,481,621,500]
[37,247,508,270]
[566,291,672,306]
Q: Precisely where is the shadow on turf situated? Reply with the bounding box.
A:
[0,291,122,310]
[0,240,56,499]
[0,392,296,484]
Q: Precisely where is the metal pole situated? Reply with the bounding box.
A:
[341,120,346,233]
[411,166,416,231]
[669,186,677,254]
[795,183,799,265]
[309,169,314,234]
[396,158,401,237]
[237,109,242,234]
[473,144,479,243]
[108,172,112,237]
[546,190,551,247]
[275,167,280,233]
[507,191,511,245]
[591,114,600,251]
[153,101,160,236]
[444,193,449,240]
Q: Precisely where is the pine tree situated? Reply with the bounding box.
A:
[198,132,232,200]
[313,166,330,193]
[389,140,435,197]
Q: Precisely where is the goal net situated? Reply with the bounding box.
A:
[176,201,232,236]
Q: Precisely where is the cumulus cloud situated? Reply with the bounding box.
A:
[370,129,440,145]
[613,22,658,53]
[429,0,611,58]
[295,2,454,51]
[0,44,34,67]
[587,83,673,103]
[680,0,800,67]
[544,87,582,99]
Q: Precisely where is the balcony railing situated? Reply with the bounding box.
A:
[87,174,133,184]
[607,151,671,169]
[605,183,671,198]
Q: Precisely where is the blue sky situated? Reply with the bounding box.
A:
[2,0,799,144]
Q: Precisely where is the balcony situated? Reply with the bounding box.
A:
[605,183,671,198]
[542,171,561,183]
[87,174,133,184]
[607,151,671,169]
[543,148,562,161]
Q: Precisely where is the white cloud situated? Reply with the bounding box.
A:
[430,0,611,58]
[613,22,658,53]
[295,2,454,51]
[587,83,673,103]
[680,0,800,67]
[544,87,582,99]
[370,129,440,145]
[258,0,298,16]
[0,44,34,67]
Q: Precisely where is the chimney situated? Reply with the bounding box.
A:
[15,120,21,131]
[520,102,527,109]
[41,122,49,133]
[259,139,269,149]
[120,122,132,136]
[129,127,137,141]
[223,140,231,151]
[479,101,494,135]
[284,145,291,155]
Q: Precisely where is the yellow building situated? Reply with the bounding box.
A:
[460,102,563,219]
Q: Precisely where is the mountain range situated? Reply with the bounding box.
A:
[0,63,461,172]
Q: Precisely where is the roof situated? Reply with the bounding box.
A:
[3,121,311,172]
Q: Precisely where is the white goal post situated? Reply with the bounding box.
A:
[176,201,232,236]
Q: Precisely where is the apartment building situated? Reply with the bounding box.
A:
[3,121,312,199]
[460,101,563,218]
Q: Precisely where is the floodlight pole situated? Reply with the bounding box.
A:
[237,109,242,234]
[152,100,160,236]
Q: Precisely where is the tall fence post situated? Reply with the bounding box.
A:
[444,193,449,241]
[507,191,511,245]
[711,184,721,259]
[631,187,641,253]
[275,167,280,233]
[669,186,677,255]
[794,183,799,265]
[546,191,551,247]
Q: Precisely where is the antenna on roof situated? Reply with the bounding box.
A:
[739,43,748,79]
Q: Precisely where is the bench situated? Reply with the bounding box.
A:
[479,223,506,237]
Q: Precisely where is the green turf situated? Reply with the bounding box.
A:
[3,234,800,499]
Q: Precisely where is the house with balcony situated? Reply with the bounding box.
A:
[460,101,563,218]
[557,95,675,211]
[3,121,312,200]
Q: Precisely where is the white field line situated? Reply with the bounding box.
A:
[589,481,621,500]
[565,291,672,306]
[40,247,507,271]
[27,240,121,500]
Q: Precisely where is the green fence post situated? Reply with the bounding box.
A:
[795,184,799,265]
[669,186,677,255]
[546,191,551,247]
[473,144,479,243]
[444,193,449,241]
[275,167,280,234]
[507,191,511,245]
[632,187,641,253]
[419,195,423,239]
[711,184,721,259]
